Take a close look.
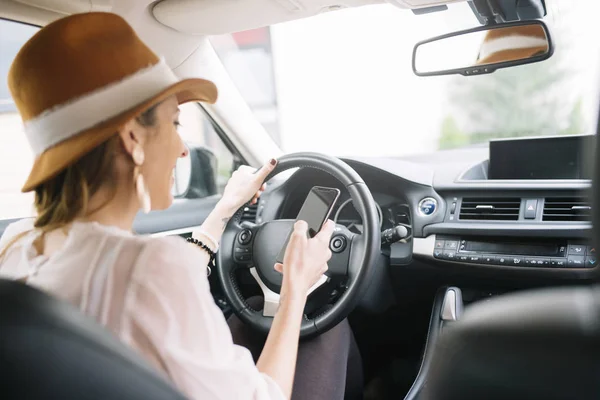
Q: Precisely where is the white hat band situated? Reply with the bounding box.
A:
[24,58,178,156]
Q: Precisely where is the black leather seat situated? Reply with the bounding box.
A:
[0,279,187,399]
[421,285,600,400]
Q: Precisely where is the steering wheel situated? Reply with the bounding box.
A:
[216,153,381,339]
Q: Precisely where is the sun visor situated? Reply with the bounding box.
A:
[153,0,392,35]
[14,0,112,14]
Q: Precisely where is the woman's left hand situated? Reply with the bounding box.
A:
[218,159,278,215]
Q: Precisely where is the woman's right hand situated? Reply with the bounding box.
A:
[274,219,335,298]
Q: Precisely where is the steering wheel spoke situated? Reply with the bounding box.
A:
[249,267,330,317]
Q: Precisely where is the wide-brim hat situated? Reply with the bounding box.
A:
[476,24,549,66]
[8,12,218,192]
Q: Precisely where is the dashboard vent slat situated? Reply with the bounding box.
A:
[543,197,591,222]
[240,203,258,223]
[459,197,521,221]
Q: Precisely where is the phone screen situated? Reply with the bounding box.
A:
[276,186,340,264]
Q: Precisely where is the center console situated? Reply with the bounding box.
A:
[433,235,596,269]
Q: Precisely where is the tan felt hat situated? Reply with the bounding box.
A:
[8,12,218,192]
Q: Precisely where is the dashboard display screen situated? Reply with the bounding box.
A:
[489,135,595,180]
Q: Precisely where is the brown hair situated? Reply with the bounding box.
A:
[0,104,159,261]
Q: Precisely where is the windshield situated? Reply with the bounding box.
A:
[210,0,600,157]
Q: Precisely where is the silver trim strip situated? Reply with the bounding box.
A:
[413,236,437,259]
[249,267,281,317]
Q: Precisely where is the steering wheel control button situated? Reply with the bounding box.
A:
[418,198,437,216]
[567,256,585,267]
[568,245,586,255]
[236,253,252,262]
[444,240,458,250]
[330,236,347,253]
[238,230,252,245]
[234,246,253,263]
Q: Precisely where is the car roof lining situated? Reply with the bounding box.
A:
[8,0,469,35]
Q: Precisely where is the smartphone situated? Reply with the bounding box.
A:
[276,186,341,264]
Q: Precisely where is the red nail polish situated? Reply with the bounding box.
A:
[270,158,277,166]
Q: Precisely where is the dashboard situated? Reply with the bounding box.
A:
[260,134,597,283]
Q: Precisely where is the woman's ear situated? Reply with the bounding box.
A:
[117,118,145,157]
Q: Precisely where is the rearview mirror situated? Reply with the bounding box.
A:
[412,20,553,77]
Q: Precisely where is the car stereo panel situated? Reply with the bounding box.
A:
[433,235,596,269]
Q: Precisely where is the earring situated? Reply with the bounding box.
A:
[132,144,151,213]
[132,144,145,165]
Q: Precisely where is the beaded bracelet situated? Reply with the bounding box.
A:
[194,229,219,252]
[186,237,216,267]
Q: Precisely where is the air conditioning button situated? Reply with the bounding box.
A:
[568,256,586,267]
[551,259,567,267]
[507,256,524,266]
[444,240,459,250]
[496,256,509,265]
[568,245,586,255]
[586,256,597,268]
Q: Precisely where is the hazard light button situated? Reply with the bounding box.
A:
[524,199,538,220]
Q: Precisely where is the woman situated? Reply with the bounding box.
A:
[0,12,361,400]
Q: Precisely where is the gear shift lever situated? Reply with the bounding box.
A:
[441,287,464,321]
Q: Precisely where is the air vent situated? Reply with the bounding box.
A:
[543,197,591,222]
[240,203,258,222]
[459,197,521,221]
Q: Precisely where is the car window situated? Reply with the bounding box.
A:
[176,102,235,195]
[0,19,38,220]
[0,19,233,220]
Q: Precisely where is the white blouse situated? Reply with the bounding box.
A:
[0,219,285,400]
